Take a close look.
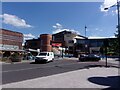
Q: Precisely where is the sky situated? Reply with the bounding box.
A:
[0,0,119,42]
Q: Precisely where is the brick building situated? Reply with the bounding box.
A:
[25,34,52,52]
[40,34,52,52]
[0,29,23,57]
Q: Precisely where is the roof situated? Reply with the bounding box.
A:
[0,28,23,35]
[52,30,87,38]
[88,37,117,39]
[74,35,87,39]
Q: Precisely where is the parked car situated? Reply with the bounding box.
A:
[64,54,73,58]
[79,54,101,62]
[23,52,35,60]
[35,52,54,62]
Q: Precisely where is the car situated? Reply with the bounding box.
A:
[79,54,101,62]
[64,54,73,58]
[35,52,54,62]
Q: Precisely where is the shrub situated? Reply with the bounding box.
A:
[10,53,21,62]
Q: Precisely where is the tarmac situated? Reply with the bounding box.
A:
[1,58,120,89]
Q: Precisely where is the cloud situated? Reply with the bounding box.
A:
[111,10,118,15]
[100,4,109,12]
[0,15,2,18]
[87,27,104,37]
[22,33,36,46]
[24,33,36,40]
[100,0,117,12]
[100,0,120,16]
[52,23,62,29]
[95,28,103,31]
[52,23,80,35]
[0,13,32,28]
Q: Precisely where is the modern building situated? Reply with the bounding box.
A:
[52,30,86,55]
[74,37,117,57]
[0,29,23,58]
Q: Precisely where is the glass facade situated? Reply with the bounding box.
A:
[75,39,104,54]
[76,39,104,47]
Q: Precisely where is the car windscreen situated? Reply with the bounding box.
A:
[39,53,47,56]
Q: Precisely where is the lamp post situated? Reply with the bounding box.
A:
[117,0,120,62]
[85,25,87,37]
[84,26,88,54]
[104,0,120,61]
[117,0,120,61]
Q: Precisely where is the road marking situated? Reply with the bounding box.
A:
[2,62,79,73]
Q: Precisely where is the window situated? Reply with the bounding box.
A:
[39,53,47,56]
[68,40,74,44]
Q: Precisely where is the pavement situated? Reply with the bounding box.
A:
[101,58,120,65]
[2,66,119,89]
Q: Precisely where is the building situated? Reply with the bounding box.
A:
[40,34,52,52]
[75,38,104,55]
[0,29,23,58]
[52,30,118,57]
[74,37,118,57]
[52,30,86,55]
[25,38,41,50]
[25,31,86,56]
[25,34,52,52]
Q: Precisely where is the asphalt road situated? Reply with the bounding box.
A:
[1,59,117,85]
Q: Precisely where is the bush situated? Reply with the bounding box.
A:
[10,53,21,62]
[0,57,8,62]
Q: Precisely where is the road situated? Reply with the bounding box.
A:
[1,58,119,85]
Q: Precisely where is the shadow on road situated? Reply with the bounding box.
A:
[84,64,120,69]
[84,65,103,69]
[88,76,120,89]
[30,61,47,64]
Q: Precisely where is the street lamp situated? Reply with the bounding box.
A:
[104,0,120,60]
[85,25,87,37]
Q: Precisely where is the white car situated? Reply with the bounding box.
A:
[35,52,54,62]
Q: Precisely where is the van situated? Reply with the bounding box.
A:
[35,52,54,62]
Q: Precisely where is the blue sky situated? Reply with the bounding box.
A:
[0,1,118,40]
